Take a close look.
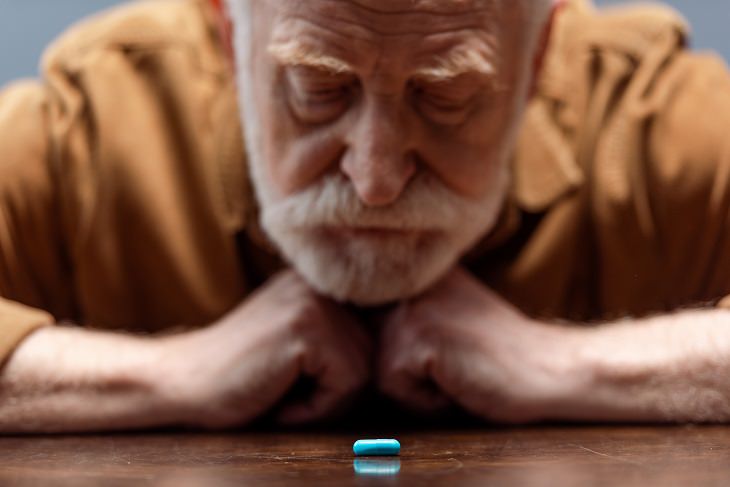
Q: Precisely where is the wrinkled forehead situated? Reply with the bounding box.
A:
[276,0,502,15]
[250,0,520,80]
[257,0,518,38]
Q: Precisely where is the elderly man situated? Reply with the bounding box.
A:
[0,0,729,432]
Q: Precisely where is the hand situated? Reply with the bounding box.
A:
[377,268,584,423]
[161,271,372,428]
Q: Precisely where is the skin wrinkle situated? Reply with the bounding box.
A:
[267,0,506,53]
[280,0,502,26]
[267,12,504,92]
[315,0,500,16]
[268,37,502,84]
[268,41,355,74]
[267,14,502,69]
[271,0,553,60]
[583,314,730,423]
[656,322,730,422]
[260,0,546,105]
[417,43,501,83]
[227,0,539,303]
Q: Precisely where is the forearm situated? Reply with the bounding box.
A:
[553,309,730,423]
[0,326,186,433]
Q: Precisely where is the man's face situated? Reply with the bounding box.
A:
[230,0,540,305]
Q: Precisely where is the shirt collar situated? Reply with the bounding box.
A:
[471,0,590,251]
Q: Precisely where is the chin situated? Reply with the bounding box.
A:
[268,228,469,306]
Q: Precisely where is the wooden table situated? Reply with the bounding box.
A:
[2,425,730,486]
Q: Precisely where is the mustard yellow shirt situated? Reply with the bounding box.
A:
[1,0,729,361]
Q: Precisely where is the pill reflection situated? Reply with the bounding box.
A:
[353,458,401,476]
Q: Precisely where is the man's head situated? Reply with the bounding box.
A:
[221,0,556,305]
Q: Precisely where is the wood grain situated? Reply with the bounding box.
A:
[1,426,729,486]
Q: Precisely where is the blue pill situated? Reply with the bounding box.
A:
[353,439,401,456]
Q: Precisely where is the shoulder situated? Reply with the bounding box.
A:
[509,0,730,316]
[34,0,239,231]
[41,0,219,72]
[533,0,728,217]
[29,0,245,274]
[539,0,689,118]
[0,80,54,203]
[570,1,730,311]
[514,0,691,212]
[21,1,249,327]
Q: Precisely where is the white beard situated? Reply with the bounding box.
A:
[257,170,507,305]
[227,0,512,305]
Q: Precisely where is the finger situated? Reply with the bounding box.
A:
[377,308,453,413]
[315,299,374,385]
[381,371,452,413]
[378,346,450,413]
[276,385,351,425]
[378,346,452,413]
[339,324,374,382]
[279,341,368,425]
[413,383,452,413]
[331,318,373,370]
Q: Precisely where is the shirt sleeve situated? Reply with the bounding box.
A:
[646,51,730,309]
[0,81,62,363]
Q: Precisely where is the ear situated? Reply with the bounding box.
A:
[210,0,234,63]
[529,0,564,98]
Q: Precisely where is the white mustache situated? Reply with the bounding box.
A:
[262,172,489,233]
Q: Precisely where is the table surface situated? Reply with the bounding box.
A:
[2,425,730,486]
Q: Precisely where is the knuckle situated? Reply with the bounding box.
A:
[345,372,368,394]
[287,302,325,336]
[378,361,407,390]
[379,376,411,402]
[298,300,322,322]
[376,374,399,396]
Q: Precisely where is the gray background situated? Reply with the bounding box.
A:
[0,0,728,86]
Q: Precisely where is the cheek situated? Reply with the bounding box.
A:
[419,98,519,198]
[272,131,347,195]
[256,71,347,196]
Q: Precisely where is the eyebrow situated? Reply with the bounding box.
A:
[267,40,355,74]
[414,44,499,83]
[267,38,501,85]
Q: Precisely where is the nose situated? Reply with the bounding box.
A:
[341,97,416,207]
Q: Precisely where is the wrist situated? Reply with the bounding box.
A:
[145,330,210,427]
[524,321,598,421]
[2,326,196,432]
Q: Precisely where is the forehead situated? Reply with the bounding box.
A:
[253,0,520,78]
[261,0,509,39]
[276,0,502,16]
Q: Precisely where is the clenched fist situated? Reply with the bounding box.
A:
[377,268,584,423]
[161,271,372,428]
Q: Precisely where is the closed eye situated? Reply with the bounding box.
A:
[285,66,358,124]
[410,77,482,125]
